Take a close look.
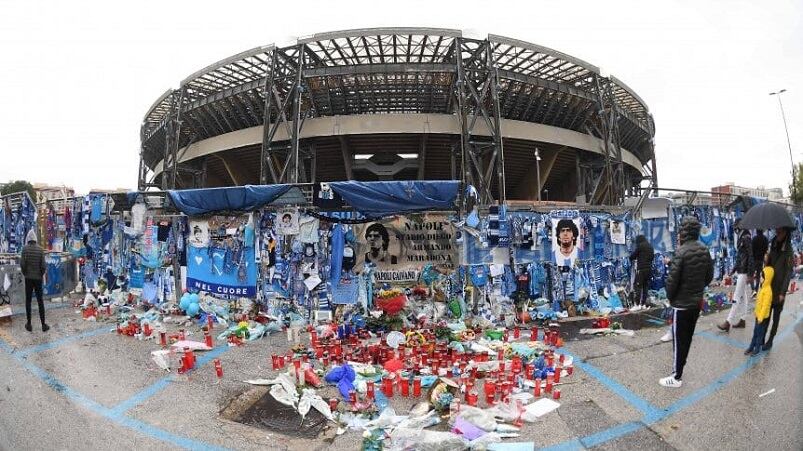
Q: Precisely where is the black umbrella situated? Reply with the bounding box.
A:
[738,202,795,230]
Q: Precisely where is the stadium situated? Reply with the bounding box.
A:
[139,28,656,205]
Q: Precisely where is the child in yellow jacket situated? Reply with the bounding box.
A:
[745,266,774,356]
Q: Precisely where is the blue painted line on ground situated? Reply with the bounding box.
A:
[15,325,114,357]
[0,339,232,451]
[541,314,803,450]
[560,350,663,421]
[579,421,643,448]
[110,344,231,416]
[645,318,665,325]
[695,330,749,350]
[540,438,584,451]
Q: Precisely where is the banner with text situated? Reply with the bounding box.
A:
[354,214,456,283]
[186,214,257,298]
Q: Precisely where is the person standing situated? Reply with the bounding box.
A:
[20,230,49,332]
[629,235,654,311]
[718,226,754,331]
[660,217,713,388]
[751,229,769,293]
[761,227,794,350]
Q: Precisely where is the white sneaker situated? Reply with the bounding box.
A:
[659,375,682,388]
[660,331,673,342]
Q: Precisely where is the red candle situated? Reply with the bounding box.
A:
[383,377,394,397]
[553,388,561,400]
[413,377,422,397]
[213,358,223,378]
[497,348,504,361]
[159,331,167,347]
[467,391,479,407]
[559,353,565,365]
[531,326,538,341]
[566,365,574,376]
[400,378,410,397]
[366,381,375,400]
[349,390,357,405]
[183,347,194,370]
[554,366,562,383]
[178,329,185,341]
[513,326,520,339]
[328,398,339,412]
[534,378,542,396]
[485,391,496,406]
[545,374,553,393]
[204,331,213,348]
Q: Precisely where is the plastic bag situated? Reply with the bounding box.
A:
[398,409,440,430]
[270,383,297,407]
[489,400,536,423]
[467,432,503,450]
[388,428,469,451]
[363,408,406,430]
[455,405,498,432]
[299,388,334,421]
[324,363,356,399]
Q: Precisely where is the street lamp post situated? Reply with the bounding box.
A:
[534,147,542,202]
[770,89,796,201]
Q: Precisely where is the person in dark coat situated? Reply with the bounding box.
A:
[718,226,754,331]
[660,217,713,388]
[19,230,49,332]
[629,235,654,310]
[751,229,769,293]
[761,226,794,350]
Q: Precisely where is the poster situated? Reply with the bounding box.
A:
[276,208,299,235]
[188,220,210,248]
[353,214,457,283]
[186,214,257,298]
[609,220,626,245]
[551,213,582,268]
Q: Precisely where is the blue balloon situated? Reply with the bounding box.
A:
[189,293,200,304]
[179,293,191,311]
[186,302,200,317]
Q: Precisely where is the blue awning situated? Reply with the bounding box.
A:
[328,180,459,217]
[168,185,293,216]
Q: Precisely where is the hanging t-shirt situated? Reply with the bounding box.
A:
[131,203,146,234]
[90,196,104,224]
[297,216,320,244]
[313,183,345,210]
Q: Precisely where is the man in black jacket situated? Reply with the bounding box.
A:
[629,235,654,310]
[718,226,754,331]
[751,229,769,293]
[660,217,713,388]
[19,230,49,332]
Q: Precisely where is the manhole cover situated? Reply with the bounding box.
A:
[235,391,327,439]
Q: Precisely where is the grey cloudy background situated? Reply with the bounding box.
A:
[0,0,800,195]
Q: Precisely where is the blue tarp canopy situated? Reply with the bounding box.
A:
[329,180,459,216]
[168,185,293,216]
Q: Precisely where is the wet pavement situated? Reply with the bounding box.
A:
[0,294,800,451]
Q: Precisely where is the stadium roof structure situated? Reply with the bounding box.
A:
[140,28,656,205]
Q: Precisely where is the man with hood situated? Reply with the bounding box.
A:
[629,235,654,311]
[762,226,794,350]
[661,217,713,388]
[718,223,754,331]
[20,229,49,332]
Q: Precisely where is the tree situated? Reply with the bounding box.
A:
[0,180,36,202]
[791,163,803,206]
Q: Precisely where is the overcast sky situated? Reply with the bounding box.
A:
[1,0,800,196]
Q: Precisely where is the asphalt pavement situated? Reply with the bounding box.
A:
[0,293,800,451]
